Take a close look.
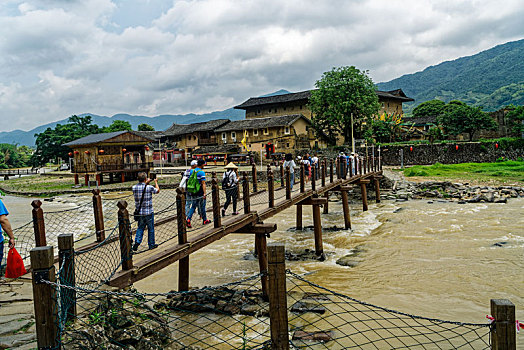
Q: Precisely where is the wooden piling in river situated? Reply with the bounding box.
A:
[359,180,369,211]
[340,186,352,229]
[312,193,323,256]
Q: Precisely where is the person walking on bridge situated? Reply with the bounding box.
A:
[186,159,211,228]
[132,172,160,251]
[0,198,16,275]
[221,162,239,216]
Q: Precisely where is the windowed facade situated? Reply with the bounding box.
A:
[253,129,258,136]
[284,126,290,134]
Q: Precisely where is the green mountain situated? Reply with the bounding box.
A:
[376,39,524,113]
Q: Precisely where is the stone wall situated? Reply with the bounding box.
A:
[377,141,524,166]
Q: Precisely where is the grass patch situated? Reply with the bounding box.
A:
[403,161,524,185]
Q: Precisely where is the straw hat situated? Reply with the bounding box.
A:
[225,162,238,169]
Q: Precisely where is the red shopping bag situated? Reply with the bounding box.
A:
[5,247,27,278]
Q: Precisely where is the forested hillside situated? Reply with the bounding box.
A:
[377,39,524,113]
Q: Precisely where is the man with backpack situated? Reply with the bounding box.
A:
[221,162,239,216]
[181,160,202,219]
[185,159,210,228]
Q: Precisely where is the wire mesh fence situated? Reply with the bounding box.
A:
[45,268,491,349]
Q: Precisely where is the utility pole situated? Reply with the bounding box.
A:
[351,113,355,153]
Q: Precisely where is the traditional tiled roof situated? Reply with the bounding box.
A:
[234,91,311,109]
[376,89,415,102]
[214,114,308,132]
[134,130,166,140]
[63,131,154,147]
[164,119,230,136]
[234,89,414,109]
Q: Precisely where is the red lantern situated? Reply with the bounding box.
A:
[122,148,127,153]
[68,152,73,157]
[495,143,499,149]
[99,149,105,154]
[74,150,79,155]
[84,150,90,155]
[145,146,149,151]
[409,146,413,152]
[455,145,459,151]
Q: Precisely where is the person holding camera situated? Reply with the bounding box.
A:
[132,172,160,251]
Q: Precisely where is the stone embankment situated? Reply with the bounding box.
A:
[383,180,523,203]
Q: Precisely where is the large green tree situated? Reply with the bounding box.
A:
[412,99,446,119]
[309,66,380,145]
[138,123,155,131]
[102,120,132,133]
[437,101,497,141]
[33,115,100,166]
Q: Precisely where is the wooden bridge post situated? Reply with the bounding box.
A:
[363,157,367,174]
[117,200,133,270]
[296,204,302,230]
[336,157,340,180]
[311,166,316,191]
[374,177,381,203]
[176,188,189,291]
[330,158,334,183]
[30,246,58,350]
[285,166,291,200]
[321,159,326,187]
[211,173,221,228]
[243,172,251,214]
[252,163,258,193]
[280,165,285,188]
[92,189,105,242]
[359,181,369,212]
[267,243,290,350]
[323,191,329,214]
[490,299,516,350]
[255,232,269,300]
[300,163,305,193]
[340,187,352,229]
[58,233,76,321]
[359,158,363,175]
[312,193,324,256]
[268,166,275,208]
[372,156,376,172]
[31,200,46,247]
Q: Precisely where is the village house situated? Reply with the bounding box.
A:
[234,89,414,120]
[214,114,323,154]
[63,131,154,185]
[234,89,414,145]
[163,119,230,160]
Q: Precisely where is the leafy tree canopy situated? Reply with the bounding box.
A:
[33,115,100,166]
[138,123,155,131]
[0,144,33,169]
[412,99,446,119]
[102,120,132,133]
[437,101,497,141]
[309,66,380,145]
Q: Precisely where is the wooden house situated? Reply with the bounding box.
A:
[214,114,323,154]
[234,89,414,120]
[63,131,155,185]
[163,119,231,159]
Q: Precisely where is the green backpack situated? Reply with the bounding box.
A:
[186,169,201,194]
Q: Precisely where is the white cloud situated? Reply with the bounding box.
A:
[0,0,523,132]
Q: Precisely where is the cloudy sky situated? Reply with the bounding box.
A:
[0,0,523,132]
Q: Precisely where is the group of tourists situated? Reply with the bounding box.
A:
[339,151,360,176]
[131,159,241,251]
[280,152,322,190]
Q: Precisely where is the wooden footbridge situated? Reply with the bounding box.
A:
[29,156,383,295]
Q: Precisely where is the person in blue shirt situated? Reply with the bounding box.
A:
[0,199,16,273]
[186,159,211,228]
